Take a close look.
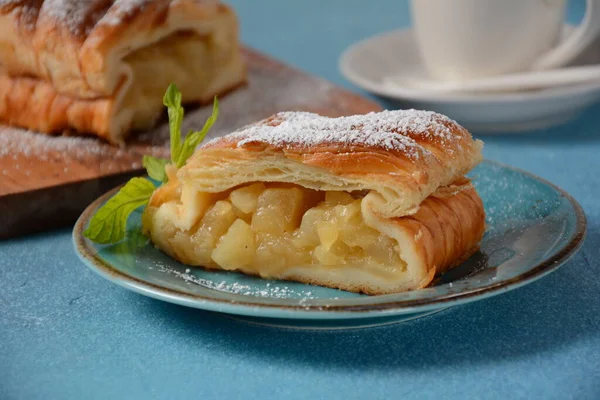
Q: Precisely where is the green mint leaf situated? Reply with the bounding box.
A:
[176,96,219,168]
[142,155,168,183]
[83,177,156,244]
[163,83,184,164]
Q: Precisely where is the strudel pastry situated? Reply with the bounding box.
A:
[142,110,486,295]
[0,0,246,144]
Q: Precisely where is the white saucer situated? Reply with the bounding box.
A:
[339,28,600,133]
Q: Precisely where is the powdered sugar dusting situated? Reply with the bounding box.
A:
[156,263,318,300]
[0,125,167,175]
[42,0,154,36]
[2,0,158,34]
[217,109,461,159]
[43,0,105,35]
[43,0,85,21]
[100,0,154,26]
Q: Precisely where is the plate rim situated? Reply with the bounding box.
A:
[73,159,587,318]
[338,26,600,104]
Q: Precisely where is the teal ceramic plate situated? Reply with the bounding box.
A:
[73,160,586,330]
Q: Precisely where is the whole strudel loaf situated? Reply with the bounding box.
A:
[0,0,246,144]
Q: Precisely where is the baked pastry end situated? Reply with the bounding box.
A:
[0,0,247,143]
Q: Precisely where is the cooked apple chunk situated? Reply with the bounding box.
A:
[212,219,256,269]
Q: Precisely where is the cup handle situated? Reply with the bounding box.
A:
[532,0,600,70]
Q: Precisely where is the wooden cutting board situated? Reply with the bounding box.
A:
[0,48,382,239]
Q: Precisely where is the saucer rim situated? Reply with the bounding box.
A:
[339,26,600,103]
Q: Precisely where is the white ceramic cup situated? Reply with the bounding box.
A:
[410,0,600,81]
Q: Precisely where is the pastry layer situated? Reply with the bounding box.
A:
[184,110,483,219]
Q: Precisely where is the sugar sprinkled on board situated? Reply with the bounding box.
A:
[0,125,167,165]
[0,127,115,159]
[213,109,462,158]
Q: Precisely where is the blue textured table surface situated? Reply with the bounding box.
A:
[2,1,599,399]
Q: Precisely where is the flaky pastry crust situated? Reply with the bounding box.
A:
[186,110,483,218]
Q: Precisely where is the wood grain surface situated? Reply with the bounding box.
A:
[0,48,382,239]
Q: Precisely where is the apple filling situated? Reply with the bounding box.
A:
[119,30,240,131]
[147,182,407,279]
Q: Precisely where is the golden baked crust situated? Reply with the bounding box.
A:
[0,0,246,143]
[142,110,486,295]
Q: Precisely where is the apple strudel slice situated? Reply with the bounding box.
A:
[142,110,486,295]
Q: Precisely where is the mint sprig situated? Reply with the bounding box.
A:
[142,155,168,183]
[83,178,156,244]
[83,84,219,244]
[176,97,219,168]
[164,83,184,165]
